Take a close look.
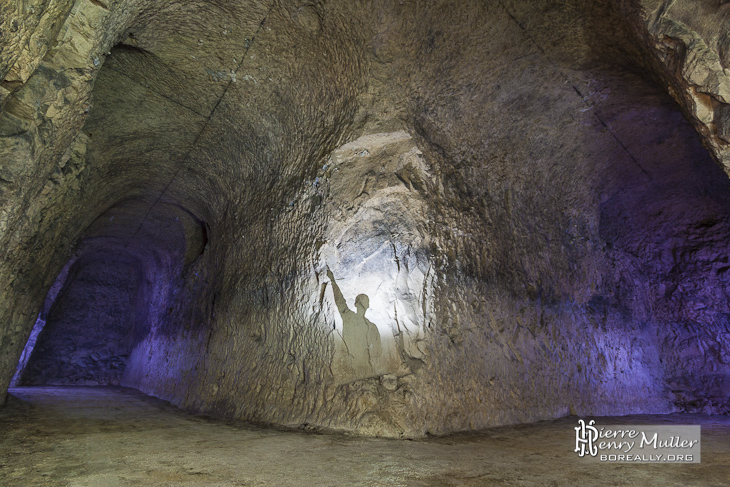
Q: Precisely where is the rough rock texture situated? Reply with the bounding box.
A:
[20,257,141,385]
[613,0,730,171]
[2,0,730,436]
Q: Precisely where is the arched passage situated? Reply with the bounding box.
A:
[18,253,144,385]
[11,198,208,389]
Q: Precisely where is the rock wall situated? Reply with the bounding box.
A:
[2,0,730,435]
[0,0,152,403]
[613,0,730,171]
[20,255,142,385]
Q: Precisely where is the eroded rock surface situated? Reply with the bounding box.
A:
[614,0,730,170]
[2,0,730,436]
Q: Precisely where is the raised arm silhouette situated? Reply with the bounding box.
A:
[327,269,381,377]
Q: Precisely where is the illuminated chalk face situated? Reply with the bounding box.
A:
[322,224,431,381]
[318,132,434,383]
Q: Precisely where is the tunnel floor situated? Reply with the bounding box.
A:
[0,387,728,486]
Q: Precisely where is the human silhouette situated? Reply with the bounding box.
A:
[327,269,381,377]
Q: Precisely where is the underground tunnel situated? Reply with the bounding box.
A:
[2,0,730,485]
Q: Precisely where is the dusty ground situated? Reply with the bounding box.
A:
[0,387,728,486]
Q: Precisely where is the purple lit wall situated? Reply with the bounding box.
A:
[582,76,730,414]
[19,256,142,385]
[14,199,206,388]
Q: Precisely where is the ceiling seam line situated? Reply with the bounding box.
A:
[102,64,208,118]
[495,0,652,181]
[114,6,275,259]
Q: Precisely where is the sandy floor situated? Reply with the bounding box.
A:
[0,387,728,486]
